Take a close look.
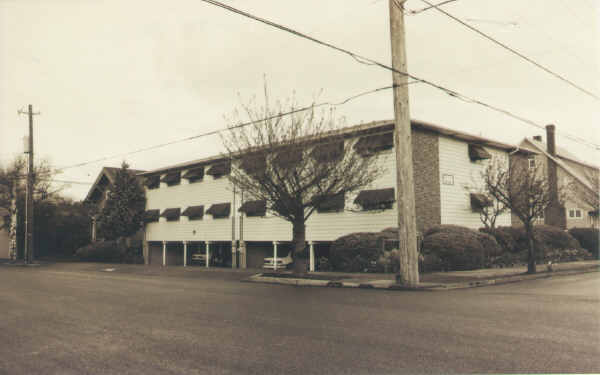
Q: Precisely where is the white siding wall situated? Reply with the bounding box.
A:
[145,144,398,243]
[145,172,236,242]
[438,137,512,229]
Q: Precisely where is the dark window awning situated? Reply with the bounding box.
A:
[470,193,492,211]
[468,144,492,161]
[161,207,181,221]
[354,188,395,210]
[241,154,267,175]
[144,209,160,222]
[182,205,204,220]
[182,167,204,182]
[589,209,599,217]
[161,171,181,185]
[310,141,344,162]
[274,147,303,168]
[315,193,345,213]
[145,175,160,189]
[206,161,231,177]
[239,200,266,217]
[207,202,231,218]
[354,133,393,156]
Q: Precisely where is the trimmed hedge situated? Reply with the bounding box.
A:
[329,232,387,272]
[75,237,143,263]
[568,227,599,258]
[421,225,501,271]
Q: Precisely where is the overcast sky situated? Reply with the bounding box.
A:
[1,0,598,200]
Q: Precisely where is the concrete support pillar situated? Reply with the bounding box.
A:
[239,241,246,269]
[206,241,211,268]
[309,241,315,272]
[231,241,238,268]
[273,241,279,271]
[143,241,149,265]
[162,241,166,266]
[91,216,97,242]
[183,241,188,267]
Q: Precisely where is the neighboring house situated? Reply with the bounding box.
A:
[139,119,532,269]
[0,208,8,259]
[516,125,599,229]
[84,166,145,241]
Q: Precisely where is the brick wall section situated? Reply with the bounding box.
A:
[411,128,441,233]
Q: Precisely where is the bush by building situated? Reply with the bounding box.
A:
[75,237,143,263]
[568,227,599,258]
[329,232,387,272]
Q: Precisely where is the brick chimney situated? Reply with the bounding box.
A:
[546,124,556,156]
[545,124,566,228]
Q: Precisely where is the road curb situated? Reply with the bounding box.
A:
[244,265,599,291]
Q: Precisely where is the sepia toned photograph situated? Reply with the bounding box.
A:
[1,0,598,373]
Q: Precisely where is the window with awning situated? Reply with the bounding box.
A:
[144,209,160,222]
[161,171,181,186]
[310,141,344,163]
[315,193,345,213]
[468,144,491,161]
[470,193,492,211]
[273,147,303,169]
[206,161,231,177]
[145,176,160,189]
[182,167,204,183]
[161,207,181,221]
[354,188,395,210]
[240,154,267,175]
[239,200,266,217]
[182,205,204,220]
[354,133,393,156]
[207,202,231,218]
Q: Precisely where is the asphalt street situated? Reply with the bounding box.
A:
[0,265,598,374]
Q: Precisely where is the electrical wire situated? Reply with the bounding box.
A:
[198,0,600,151]
[52,84,404,173]
[417,0,599,101]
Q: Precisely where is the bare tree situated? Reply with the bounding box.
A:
[578,169,599,214]
[482,157,568,274]
[222,91,385,272]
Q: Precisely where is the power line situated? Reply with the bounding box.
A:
[417,0,599,101]
[197,0,600,151]
[407,0,460,15]
[53,84,404,173]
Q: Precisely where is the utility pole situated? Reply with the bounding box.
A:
[18,104,40,264]
[389,0,419,286]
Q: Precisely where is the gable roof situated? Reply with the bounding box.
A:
[84,166,145,203]
[521,138,597,192]
[140,119,532,177]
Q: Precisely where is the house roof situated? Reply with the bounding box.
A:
[521,137,598,192]
[139,119,532,177]
[84,166,146,203]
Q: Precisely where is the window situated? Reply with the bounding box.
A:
[206,161,231,178]
[182,167,204,183]
[354,133,393,157]
[354,188,395,211]
[470,193,492,212]
[145,175,160,189]
[182,205,204,220]
[569,208,583,219]
[160,208,181,221]
[528,157,536,169]
[144,209,160,223]
[468,144,491,162]
[315,193,345,213]
[442,174,454,186]
[161,171,181,186]
[207,203,231,218]
[239,200,267,217]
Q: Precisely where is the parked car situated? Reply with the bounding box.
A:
[263,253,293,269]
[191,252,210,265]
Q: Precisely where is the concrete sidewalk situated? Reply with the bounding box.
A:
[248,260,600,291]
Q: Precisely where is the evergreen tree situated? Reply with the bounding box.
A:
[97,162,146,240]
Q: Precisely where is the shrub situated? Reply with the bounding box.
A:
[329,232,386,272]
[568,228,599,258]
[75,237,144,263]
[480,227,519,253]
[420,225,501,271]
[75,240,125,262]
[377,249,400,273]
